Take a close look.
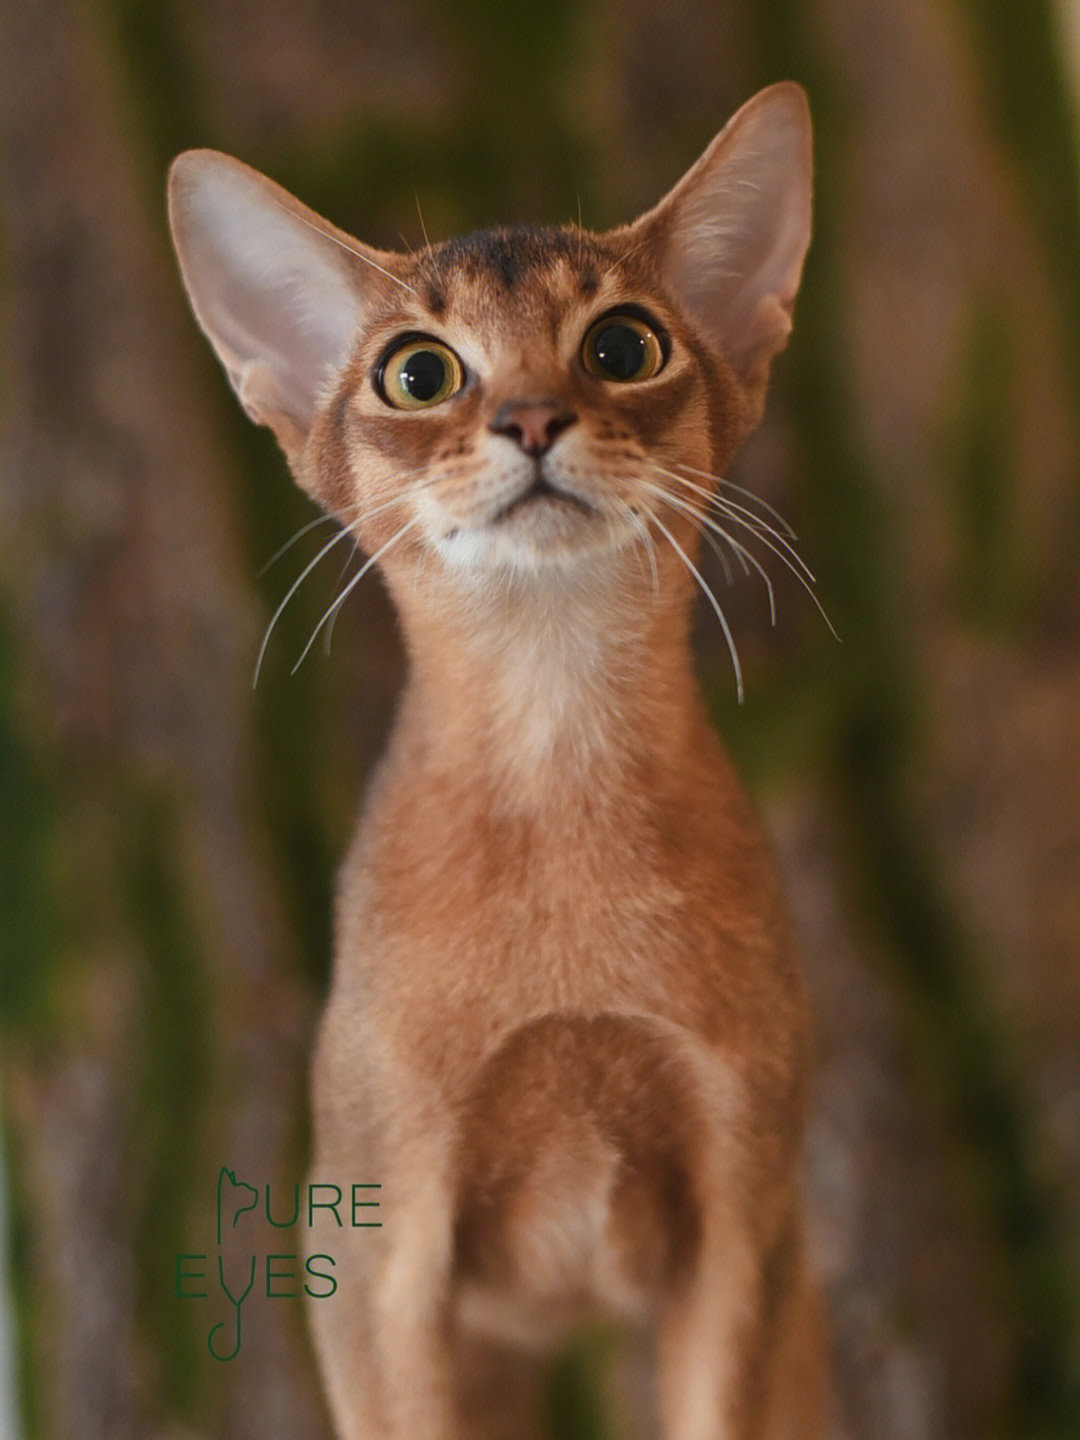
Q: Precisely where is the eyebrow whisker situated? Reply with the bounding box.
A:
[271,197,417,294]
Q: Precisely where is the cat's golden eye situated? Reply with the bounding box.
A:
[581,313,665,382]
[378,338,464,409]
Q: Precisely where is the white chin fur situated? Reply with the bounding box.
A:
[433,509,636,579]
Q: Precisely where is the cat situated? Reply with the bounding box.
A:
[168,82,830,1440]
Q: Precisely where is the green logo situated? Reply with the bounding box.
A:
[175,1167,380,1359]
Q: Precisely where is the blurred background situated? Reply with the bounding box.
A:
[2,1,1079,1436]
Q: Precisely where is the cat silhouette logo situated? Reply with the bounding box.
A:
[217,1166,258,1243]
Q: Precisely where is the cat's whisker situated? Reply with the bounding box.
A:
[673,462,798,538]
[253,488,429,686]
[259,511,340,574]
[321,539,365,655]
[692,507,740,587]
[687,490,835,637]
[638,515,661,601]
[651,465,838,638]
[710,492,815,584]
[638,479,777,623]
[640,479,737,583]
[651,467,785,553]
[569,198,590,277]
[656,465,812,578]
[610,496,660,600]
[709,534,738,587]
[254,514,366,688]
[705,498,839,638]
[703,519,751,590]
[691,518,744,592]
[649,510,744,702]
[414,196,446,291]
[681,502,778,625]
[598,234,650,281]
[269,197,417,295]
[721,535,776,624]
[292,516,422,673]
[704,491,814,587]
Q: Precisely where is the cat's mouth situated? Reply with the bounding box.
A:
[491,473,596,525]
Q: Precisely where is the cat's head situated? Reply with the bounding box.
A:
[168,85,811,583]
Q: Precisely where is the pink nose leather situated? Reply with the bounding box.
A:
[488,400,577,457]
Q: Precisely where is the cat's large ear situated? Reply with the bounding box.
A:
[636,83,812,421]
[168,152,397,461]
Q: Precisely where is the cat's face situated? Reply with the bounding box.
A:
[304,224,744,576]
[169,84,812,588]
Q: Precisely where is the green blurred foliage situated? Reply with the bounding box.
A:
[4,0,1080,1434]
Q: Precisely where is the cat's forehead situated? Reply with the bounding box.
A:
[432,225,601,288]
[403,224,634,326]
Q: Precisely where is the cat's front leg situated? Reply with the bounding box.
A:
[306,1239,385,1440]
[307,1119,461,1440]
[371,1161,460,1440]
[656,1209,828,1440]
[656,1203,763,1440]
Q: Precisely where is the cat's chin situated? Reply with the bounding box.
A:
[433,504,639,580]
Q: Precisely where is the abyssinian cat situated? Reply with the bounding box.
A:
[169,82,829,1440]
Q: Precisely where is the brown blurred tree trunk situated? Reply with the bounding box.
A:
[0,3,328,1435]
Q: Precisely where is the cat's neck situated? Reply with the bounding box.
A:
[381,553,706,805]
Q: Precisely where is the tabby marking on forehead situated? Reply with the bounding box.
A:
[432,224,602,291]
[423,285,448,316]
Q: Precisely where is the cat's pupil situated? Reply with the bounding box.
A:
[592,324,647,380]
[399,350,448,401]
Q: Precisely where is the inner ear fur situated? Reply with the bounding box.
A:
[167,150,400,463]
[630,83,812,422]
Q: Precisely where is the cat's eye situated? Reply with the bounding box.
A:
[378,338,465,409]
[581,313,665,383]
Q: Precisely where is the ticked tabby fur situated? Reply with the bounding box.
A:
[169,82,831,1440]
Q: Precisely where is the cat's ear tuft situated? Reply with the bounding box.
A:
[639,83,812,420]
[168,152,390,460]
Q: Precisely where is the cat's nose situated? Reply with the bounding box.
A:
[488,399,577,457]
